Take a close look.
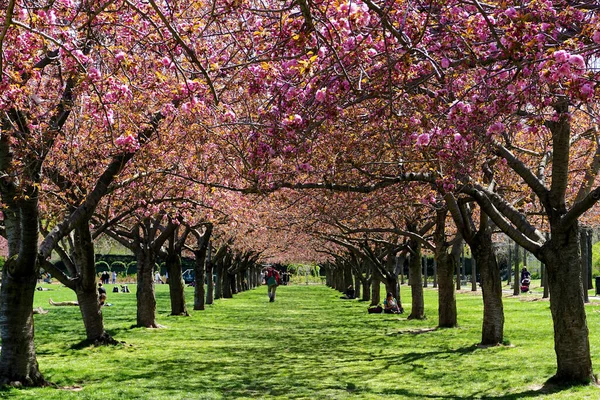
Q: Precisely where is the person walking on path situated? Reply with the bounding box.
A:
[265,267,281,302]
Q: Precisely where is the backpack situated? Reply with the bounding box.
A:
[266,269,279,286]
[368,306,383,314]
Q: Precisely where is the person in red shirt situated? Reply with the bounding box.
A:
[265,267,281,302]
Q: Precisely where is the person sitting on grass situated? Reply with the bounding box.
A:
[383,292,403,314]
[98,282,112,306]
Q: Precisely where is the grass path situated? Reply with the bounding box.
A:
[4,283,600,399]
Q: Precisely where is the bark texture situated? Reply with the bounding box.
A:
[136,250,159,328]
[435,251,457,328]
[166,253,188,316]
[541,226,594,384]
[408,239,425,320]
[472,230,504,345]
[0,267,45,386]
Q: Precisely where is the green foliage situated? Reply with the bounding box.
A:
[286,264,297,274]
[592,241,600,277]
[94,261,110,274]
[0,256,5,269]
[126,261,137,275]
[19,284,600,399]
[110,261,127,274]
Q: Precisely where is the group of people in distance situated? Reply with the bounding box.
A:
[99,270,117,284]
[342,285,403,314]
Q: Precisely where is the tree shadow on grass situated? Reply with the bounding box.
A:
[391,345,480,364]
[386,327,439,336]
[381,380,583,399]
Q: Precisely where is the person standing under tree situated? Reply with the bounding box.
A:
[265,267,281,302]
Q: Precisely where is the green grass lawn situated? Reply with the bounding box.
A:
[3,282,600,399]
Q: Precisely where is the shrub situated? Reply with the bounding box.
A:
[127,261,137,275]
[95,261,110,274]
[111,261,127,274]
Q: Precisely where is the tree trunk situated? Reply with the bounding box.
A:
[507,243,512,286]
[462,251,466,282]
[206,261,214,305]
[75,284,115,344]
[512,243,520,296]
[370,279,380,306]
[472,231,504,345]
[344,264,353,291]
[362,278,370,302]
[542,262,549,299]
[166,253,188,316]
[436,251,457,328]
[580,230,589,303]
[223,272,233,298]
[136,250,159,328]
[400,262,405,285]
[408,246,425,320]
[586,231,593,290]
[73,224,115,344]
[353,273,361,299]
[214,262,222,300]
[456,251,462,290]
[0,268,45,386]
[541,225,595,384]
[471,257,477,291]
[194,252,206,310]
[423,256,428,288]
[248,267,254,289]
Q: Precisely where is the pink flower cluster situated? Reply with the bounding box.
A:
[115,134,140,153]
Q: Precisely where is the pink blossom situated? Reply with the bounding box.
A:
[443,182,455,191]
[441,58,450,69]
[568,54,585,69]
[504,7,517,19]
[557,62,571,77]
[453,133,462,142]
[72,50,89,64]
[594,31,600,44]
[487,121,504,135]
[580,83,594,99]
[162,56,174,68]
[115,51,126,62]
[115,135,140,153]
[161,103,176,116]
[224,110,236,121]
[553,50,569,63]
[416,133,430,146]
[87,67,101,81]
[297,163,313,172]
[315,88,326,102]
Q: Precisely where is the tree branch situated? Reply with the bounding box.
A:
[494,141,551,210]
